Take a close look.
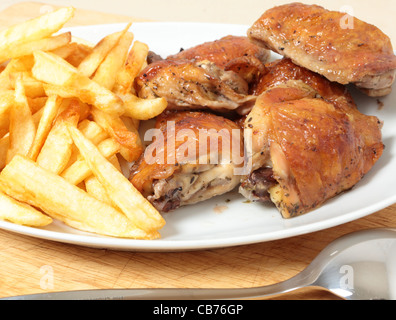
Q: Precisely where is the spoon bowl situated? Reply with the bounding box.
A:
[3,228,396,300]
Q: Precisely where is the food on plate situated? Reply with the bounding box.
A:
[239,80,384,218]
[6,74,36,164]
[134,59,256,113]
[0,3,390,240]
[0,155,159,239]
[134,35,272,114]
[0,189,52,227]
[248,2,396,97]
[253,58,359,113]
[0,7,166,237]
[167,35,269,70]
[129,111,244,212]
[167,35,269,87]
[68,125,165,232]
[0,7,75,64]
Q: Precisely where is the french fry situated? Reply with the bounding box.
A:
[68,125,165,233]
[0,6,74,60]
[61,137,120,185]
[9,72,46,98]
[93,31,134,91]
[64,43,93,67]
[77,119,108,146]
[0,135,9,171]
[0,56,34,90]
[28,95,63,161]
[27,96,48,114]
[91,107,143,162]
[51,42,93,66]
[0,155,158,239]
[84,175,112,205]
[6,75,36,164]
[78,23,131,78]
[88,98,144,163]
[0,32,71,63]
[115,40,149,95]
[0,189,52,227]
[0,6,74,43]
[32,51,125,115]
[121,93,168,120]
[36,99,80,174]
[0,91,14,137]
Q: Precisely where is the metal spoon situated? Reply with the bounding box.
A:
[3,228,396,300]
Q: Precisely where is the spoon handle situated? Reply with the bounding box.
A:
[3,276,312,300]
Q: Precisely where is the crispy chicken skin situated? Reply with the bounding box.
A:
[240,81,384,218]
[167,35,270,70]
[134,59,256,113]
[254,58,357,113]
[129,111,243,213]
[134,36,270,113]
[248,2,396,97]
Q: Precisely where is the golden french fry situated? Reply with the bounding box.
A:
[6,75,36,164]
[77,119,108,145]
[51,42,93,66]
[115,40,149,95]
[65,43,93,67]
[0,155,158,239]
[51,42,80,59]
[78,23,131,78]
[93,31,134,91]
[32,50,76,85]
[0,189,52,227]
[0,32,71,63]
[61,137,120,185]
[91,107,143,162]
[66,119,109,169]
[32,51,124,115]
[9,72,46,98]
[0,56,34,90]
[28,95,63,161]
[0,7,75,63]
[27,96,48,114]
[0,91,14,137]
[36,99,80,174]
[121,93,168,120]
[0,135,9,171]
[68,125,165,233]
[84,175,112,205]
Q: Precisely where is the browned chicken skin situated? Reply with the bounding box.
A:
[134,36,270,113]
[248,2,396,97]
[254,58,357,114]
[240,81,384,218]
[134,59,256,113]
[130,111,244,212]
[167,35,270,70]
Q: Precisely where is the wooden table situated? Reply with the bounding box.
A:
[0,2,395,301]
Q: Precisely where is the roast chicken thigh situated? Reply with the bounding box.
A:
[130,111,244,212]
[134,36,269,113]
[239,80,384,218]
[248,2,396,97]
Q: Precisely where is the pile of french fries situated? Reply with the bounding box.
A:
[0,7,168,239]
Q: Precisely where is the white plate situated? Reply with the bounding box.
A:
[1,22,395,252]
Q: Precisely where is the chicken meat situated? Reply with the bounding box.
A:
[134,36,270,114]
[129,111,244,213]
[248,2,396,97]
[167,35,269,86]
[239,80,384,218]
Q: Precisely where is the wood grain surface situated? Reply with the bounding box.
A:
[0,2,395,300]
